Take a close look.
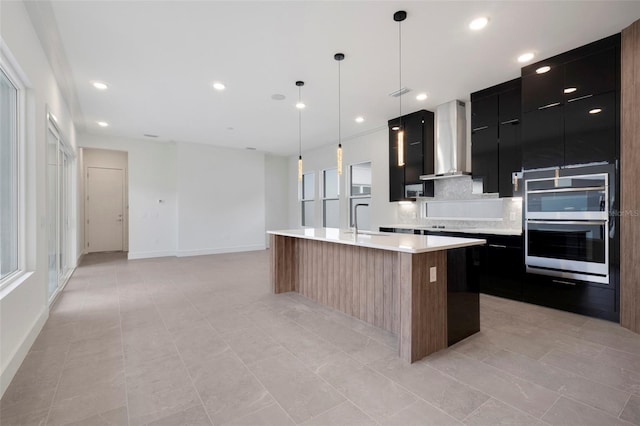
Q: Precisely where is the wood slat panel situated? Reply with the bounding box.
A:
[270,237,450,361]
[399,251,448,363]
[621,19,640,333]
[270,235,297,293]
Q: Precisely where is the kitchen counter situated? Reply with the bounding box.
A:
[381,224,522,236]
[267,228,486,254]
[269,228,484,363]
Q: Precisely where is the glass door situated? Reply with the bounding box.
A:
[47,118,72,302]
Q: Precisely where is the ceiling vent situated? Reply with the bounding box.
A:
[143,134,159,138]
[389,87,411,97]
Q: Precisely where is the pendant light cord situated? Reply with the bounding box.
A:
[398,18,402,128]
[338,59,342,147]
[298,85,302,158]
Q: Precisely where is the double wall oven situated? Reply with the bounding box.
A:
[525,172,610,284]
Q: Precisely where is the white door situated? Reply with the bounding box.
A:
[86,167,124,252]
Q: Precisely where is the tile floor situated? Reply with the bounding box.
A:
[1,250,640,426]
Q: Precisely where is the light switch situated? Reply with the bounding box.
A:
[430,266,437,282]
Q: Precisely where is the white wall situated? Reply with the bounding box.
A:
[288,128,398,231]
[265,154,290,247]
[78,135,287,258]
[79,134,177,259]
[0,0,78,397]
[176,142,266,256]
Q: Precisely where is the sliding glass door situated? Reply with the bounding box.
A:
[47,117,72,302]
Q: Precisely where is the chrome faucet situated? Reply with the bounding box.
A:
[354,203,369,236]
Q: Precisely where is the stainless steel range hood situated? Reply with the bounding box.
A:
[420,100,470,181]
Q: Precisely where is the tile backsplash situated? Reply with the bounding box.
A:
[397,176,523,231]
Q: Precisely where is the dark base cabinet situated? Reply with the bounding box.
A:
[523,274,618,321]
[380,227,618,322]
[447,247,480,346]
[480,236,524,300]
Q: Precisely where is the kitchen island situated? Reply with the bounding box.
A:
[268,228,486,363]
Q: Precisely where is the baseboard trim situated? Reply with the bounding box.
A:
[176,244,266,258]
[127,251,176,260]
[0,306,48,398]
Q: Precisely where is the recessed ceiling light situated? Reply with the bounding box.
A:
[92,81,108,90]
[296,102,306,109]
[391,126,400,131]
[469,17,489,30]
[97,121,109,127]
[564,87,577,94]
[589,108,602,114]
[416,93,428,101]
[212,82,226,91]
[536,66,551,74]
[518,52,535,63]
[355,116,365,123]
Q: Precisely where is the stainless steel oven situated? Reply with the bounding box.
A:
[525,172,609,284]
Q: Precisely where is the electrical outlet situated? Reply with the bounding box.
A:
[429,266,437,283]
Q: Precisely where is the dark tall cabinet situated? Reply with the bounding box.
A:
[471,78,522,197]
[388,110,434,201]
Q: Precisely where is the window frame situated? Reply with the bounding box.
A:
[0,39,31,293]
[300,171,315,228]
[321,167,339,228]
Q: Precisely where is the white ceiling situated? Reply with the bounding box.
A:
[43,1,640,155]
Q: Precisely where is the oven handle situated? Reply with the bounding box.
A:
[526,220,608,226]
[526,186,606,194]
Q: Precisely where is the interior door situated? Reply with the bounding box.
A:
[87,167,124,252]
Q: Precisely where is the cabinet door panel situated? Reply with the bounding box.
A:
[522,106,564,170]
[499,88,521,124]
[498,122,522,197]
[472,126,499,193]
[564,92,616,166]
[564,48,616,101]
[403,113,424,184]
[522,65,563,112]
[471,95,498,130]
[389,127,404,201]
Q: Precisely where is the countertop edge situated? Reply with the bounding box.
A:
[268,229,486,254]
[381,224,523,237]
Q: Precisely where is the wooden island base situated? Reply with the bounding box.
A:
[270,234,477,363]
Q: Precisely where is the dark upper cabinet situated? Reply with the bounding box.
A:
[498,120,522,197]
[564,48,616,102]
[388,133,404,202]
[471,127,499,194]
[522,64,563,112]
[403,112,425,184]
[471,78,521,196]
[522,106,564,170]
[564,92,616,166]
[471,95,498,130]
[388,110,434,201]
[521,34,620,170]
[499,88,521,124]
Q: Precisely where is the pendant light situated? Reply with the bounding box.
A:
[394,10,407,167]
[335,53,345,175]
[296,81,305,181]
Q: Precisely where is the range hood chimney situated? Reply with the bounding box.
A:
[420,100,470,181]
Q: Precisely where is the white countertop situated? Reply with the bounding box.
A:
[268,228,486,254]
[383,224,522,236]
